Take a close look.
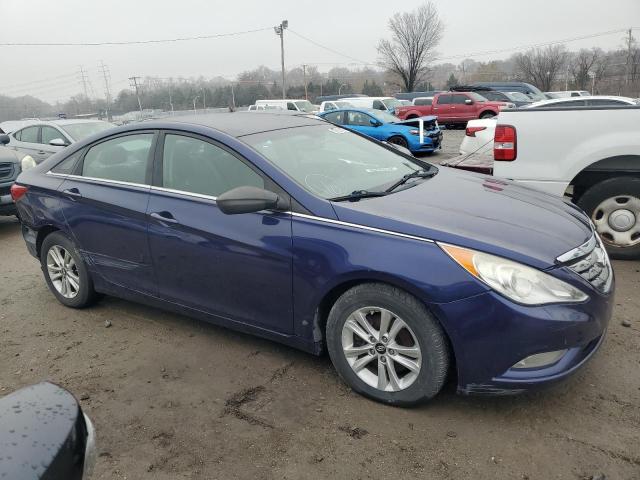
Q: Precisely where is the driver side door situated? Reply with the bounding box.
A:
[344,111,384,140]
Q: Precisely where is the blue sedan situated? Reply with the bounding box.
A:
[319,108,442,154]
[12,113,613,405]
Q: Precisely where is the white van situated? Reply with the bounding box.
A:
[254,99,316,113]
[339,97,403,112]
[319,100,354,112]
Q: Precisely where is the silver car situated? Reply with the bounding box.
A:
[5,119,115,163]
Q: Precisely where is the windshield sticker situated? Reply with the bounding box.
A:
[365,167,399,173]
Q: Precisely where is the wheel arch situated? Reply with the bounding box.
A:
[36,225,61,258]
[568,155,640,202]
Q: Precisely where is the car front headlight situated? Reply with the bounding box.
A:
[21,155,36,171]
[440,243,588,305]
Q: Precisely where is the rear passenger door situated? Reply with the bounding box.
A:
[11,126,41,159]
[57,131,156,294]
[145,132,293,333]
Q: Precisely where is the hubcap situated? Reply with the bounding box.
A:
[592,195,640,248]
[46,245,80,299]
[341,307,421,392]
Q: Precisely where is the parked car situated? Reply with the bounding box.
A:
[0,382,96,479]
[395,91,513,125]
[319,100,353,112]
[524,95,640,108]
[470,82,548,101]
[458,118,497,157]
[340,96,404,113]
[318,107,442,154]
[545,90,592,98]
[7,119,115,163]
[254,99,317,113]
[0,132,36,216]
[397,99,412,106]
[247,104,283,111]
[315,94,366,104]
[394,91,444,102]
[477,90,532,107]
[13,113,613,405]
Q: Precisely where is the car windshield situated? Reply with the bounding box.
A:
[468,92,488,102]
[60,122,115,141]
[381,98,402,109]
[243,124,433,199]
[505,92,531,102]
[335,101,352,108]
[526,91,548,101]
[370,110,401,123]
[294,101,315,112]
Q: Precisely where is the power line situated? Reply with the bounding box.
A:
[288,29,374,65]
[0,27,272,47]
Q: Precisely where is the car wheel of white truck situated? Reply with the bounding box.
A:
[577,177,640,260]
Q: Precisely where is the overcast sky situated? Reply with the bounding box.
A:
[1,0,638,102]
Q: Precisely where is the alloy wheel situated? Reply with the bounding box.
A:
[46,245,80,299]
[592,195,640,248]
[341,307,422,392]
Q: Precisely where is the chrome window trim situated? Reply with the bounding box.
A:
[556,234,597,263]
[290,212,434,244]
[150,185,218,202]
[45,171,150,190]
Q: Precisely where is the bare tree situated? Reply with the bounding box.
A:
[515,45,568,91]
[570,48,602,89]
[377,2,443,92]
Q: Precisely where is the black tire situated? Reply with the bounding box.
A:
[479,111,496,119]
[40,231,97,308]
[387,136,409,150]
[576,176,640,260]
[326,283,450,406]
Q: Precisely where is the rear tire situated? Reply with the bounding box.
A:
[326,283,450,406]
[40,231,98,308]
[576,177,640,260]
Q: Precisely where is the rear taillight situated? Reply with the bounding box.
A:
[466,126,487,137]
[494,125,517,161]
[10,184,28,201]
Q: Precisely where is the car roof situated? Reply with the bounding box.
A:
[141,112,326,137]
[527,95,637,107]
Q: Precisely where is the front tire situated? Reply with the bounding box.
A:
[41,231,97,308]
[326,283,450,406]
[387,136,409,150]
[479,111,496,119]
[577,177,640,260]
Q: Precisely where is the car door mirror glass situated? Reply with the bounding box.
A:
[49,138,69,147]
[465,99,473,105]
[217,186,287,215]
[369,118,381,127]
[0,134,9,145]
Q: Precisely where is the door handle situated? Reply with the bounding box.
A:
[37,150,46,155]
[62,188,82,199]
[150,211,179,224]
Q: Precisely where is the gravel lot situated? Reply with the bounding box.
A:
[1,129,638,479]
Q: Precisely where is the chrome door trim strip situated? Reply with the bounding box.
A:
[290,212,434,243]
[46,172,150,190]
[149,186,218,202]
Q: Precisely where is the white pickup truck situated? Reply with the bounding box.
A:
[444,105,640,258]
[494,106,640,259]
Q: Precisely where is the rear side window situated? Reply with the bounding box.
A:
[437,95,452,104]
[162,134,264,197]
[323,111,344,124]
[51,151,82,174]
[17,126,39,143]
[82,134,153,184]
[589,99,625,106]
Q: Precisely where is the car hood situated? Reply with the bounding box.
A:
[0,145,22,163]
[330,167,592,269]
[391,115,437,127]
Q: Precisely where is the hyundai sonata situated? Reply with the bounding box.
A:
[12,113,614,405]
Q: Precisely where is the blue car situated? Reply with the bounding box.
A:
[12,113,613,406]
[319,108,442,154]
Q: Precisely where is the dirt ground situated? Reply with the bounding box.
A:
[1,131,639,479]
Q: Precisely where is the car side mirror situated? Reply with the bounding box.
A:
[464,99,473,105]
[369,119,382,127]
[49,138,69,147]
[0,382,96,479]
[217,186,289,215]
[0,134,9,145]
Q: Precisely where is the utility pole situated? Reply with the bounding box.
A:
[274,20,288,99]
[78,66,89,98]
[302,64,308,100]
[99,61,112,120]
[626,28,633,86]
[565,64,569,91]
[202,87,206,110]
[128,76,143,113]
[230,83,236,110]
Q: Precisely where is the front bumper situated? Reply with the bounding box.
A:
[432,282,614,395]
[0,183,17,216]
[408,130,443,153]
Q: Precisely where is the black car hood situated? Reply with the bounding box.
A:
[331,167,592,269]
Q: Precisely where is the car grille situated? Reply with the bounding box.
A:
[559,234,613,294]
[0,162,14,181]
[0,185,10,196]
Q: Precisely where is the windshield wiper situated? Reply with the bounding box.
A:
[330,190,389,202]
[385,169,437,193]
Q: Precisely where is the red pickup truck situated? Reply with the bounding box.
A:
[395,91,513,124]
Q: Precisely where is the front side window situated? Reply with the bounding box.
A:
[437,95,452,104]
[372,100,386,110]
[18,126,39,143]
[244,124,433,199]
[82,134,153,184]
[294,101,315,113]
[162,134,264,197]
[414,98,432,106]
[347,111,374,126]
[287,102,297,111]
[42,126,65,145]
